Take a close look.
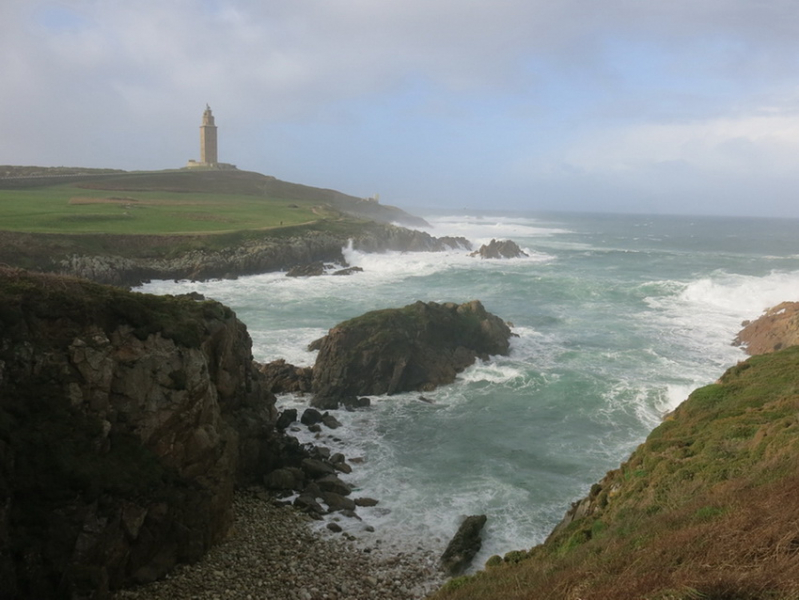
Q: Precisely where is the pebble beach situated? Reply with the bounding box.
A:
[114,490,446,600]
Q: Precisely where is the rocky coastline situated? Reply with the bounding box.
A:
[0,222,471,288]
[12,225,793,599]
[0,267,503,599]
[114,490,445,600]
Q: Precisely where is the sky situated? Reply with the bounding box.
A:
[3,1,799,217]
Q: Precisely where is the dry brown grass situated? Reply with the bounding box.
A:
[430,347,799,600]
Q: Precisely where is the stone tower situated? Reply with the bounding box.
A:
[199,104,218,165]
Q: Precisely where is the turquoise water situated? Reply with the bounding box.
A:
[139,211,799,568]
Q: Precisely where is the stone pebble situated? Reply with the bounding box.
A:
[113,489,445,600]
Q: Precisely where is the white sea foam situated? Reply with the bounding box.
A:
[644,269,799,376]
[420,214,572,242]
[139,212,799,572]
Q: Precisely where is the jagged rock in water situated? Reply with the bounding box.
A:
[309,300,513,409]
[258,358,313,394]
[440,515,488,576]
[301,407,324,426]
[286,261,331,277]
[332,266,364,276]
[469,238,528,259]
[275,408,298,430]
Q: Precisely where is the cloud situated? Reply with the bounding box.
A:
[552,112,799,176]
[3,1,799,216]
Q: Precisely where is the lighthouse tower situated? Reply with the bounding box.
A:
[186,105,235,169]
[199,104,218,166]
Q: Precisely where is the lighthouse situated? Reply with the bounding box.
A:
[186,106,235,170]
[199,104,218,166]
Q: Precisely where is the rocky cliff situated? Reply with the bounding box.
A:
[734,301,799,355]
[309,300,513,409]
[0,267,277,599]
[430,346,799,599]
[0,222,470,288]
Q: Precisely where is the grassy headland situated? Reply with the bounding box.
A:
[431,346,799,600]
[0,169,382,235]
[0,168,430,280]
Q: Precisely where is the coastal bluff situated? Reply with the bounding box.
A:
[734,300,799,355]
[0,222,470,288]
[429,315,799,600]
[0,168,471,288]
[0,267,279,599]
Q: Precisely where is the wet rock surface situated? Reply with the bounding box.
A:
[469,238,528,259]
[6,222,471,287]
[440,515,488,576]
[309,300,513,408]
[259,359,314,394]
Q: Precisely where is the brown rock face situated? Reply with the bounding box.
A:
[0,268,276,599]
[258,358,313,394]
[309,300,513,408]
[734,301,799,355]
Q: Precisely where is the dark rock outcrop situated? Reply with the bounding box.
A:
[275,408,298,430]
[0,267,277,599]
[734,301,799,355]
[469,239,528,259]
[332,266,364,276]
[301,408,324,426]
[440,515,488,576]
[258,359,313,394]
[285,261,331,277]
[309,300,513,409]
[0,222,470,288]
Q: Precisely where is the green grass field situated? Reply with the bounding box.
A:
[0,180,336,235]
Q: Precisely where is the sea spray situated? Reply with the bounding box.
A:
[139,211,799,571]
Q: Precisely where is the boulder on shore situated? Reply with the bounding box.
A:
[440,515,488,576]
[469,239,528,259]
[309,300,513,409]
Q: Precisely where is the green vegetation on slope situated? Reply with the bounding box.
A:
[0,168,426,236]
[0,171,339,235]
[431,347,799,600]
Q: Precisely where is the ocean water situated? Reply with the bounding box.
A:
[138,211,799,569]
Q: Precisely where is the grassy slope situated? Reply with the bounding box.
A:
[0,169,415,270]
[431,347,799,600]
[0,170,341,235]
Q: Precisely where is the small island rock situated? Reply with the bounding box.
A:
[309,300,513,408]
[469,239,528,259]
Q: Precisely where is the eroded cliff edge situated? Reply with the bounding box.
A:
[734,300,799,355]
[0,267,278,598]
[430,315,799,600]
[0,222,470,288]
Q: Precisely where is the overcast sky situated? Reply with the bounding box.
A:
[3,1,799,217]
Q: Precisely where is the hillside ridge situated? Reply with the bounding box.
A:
[431,313,799,599]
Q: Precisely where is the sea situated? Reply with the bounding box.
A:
[138,211,799,569]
